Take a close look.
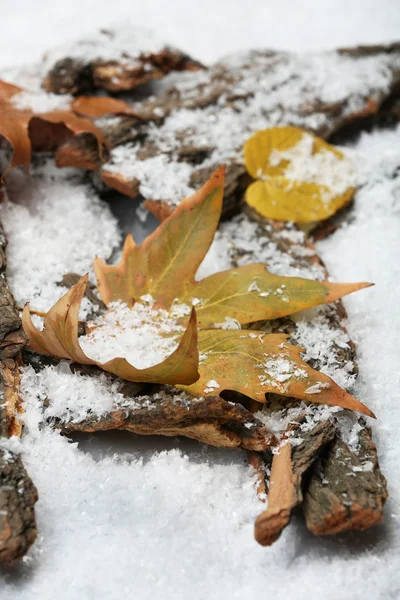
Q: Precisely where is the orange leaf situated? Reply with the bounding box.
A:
[0,80,108,175]
[180,330,375,418]
[22,276,200,386]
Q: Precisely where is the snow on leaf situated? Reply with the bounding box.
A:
[22,168,373,415]
[179,331,375,417]
[244,126,357,223]
[181,263,372,328]
[22,276,200,385]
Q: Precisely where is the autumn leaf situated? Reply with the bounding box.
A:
[22,275,199,385]
[22,168,374,416]
[244,126,357,223]
[179,331,375,417]
[0,80,135,175]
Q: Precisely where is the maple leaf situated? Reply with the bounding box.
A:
[22,275,199,385]
[0,80,139,176]
[22,167,374,416]
[244,126,357,223]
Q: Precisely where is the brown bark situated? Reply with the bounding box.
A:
[56,387,277,452]
[90,42,400,218]
[0,220,38,564]
[43,28,203,95]
[303,426,388,535]
[254,419,336,546]
[0,447,38,565]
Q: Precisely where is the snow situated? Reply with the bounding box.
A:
[0,5,400,600]
[0,163,121,316]
[102,48,400,207]
[266,132,358,204]
[81,298,187,369]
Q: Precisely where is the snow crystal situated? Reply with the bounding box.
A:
[20,363,124,423]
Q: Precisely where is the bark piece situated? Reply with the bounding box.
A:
[55,385,277,452]
[83,42,400,217]
[254,419,336,546]
[0,219,38,563]
[303,426,388,535]
[43,27,203,95]
[0,222,25,361]
[0,446,38,565]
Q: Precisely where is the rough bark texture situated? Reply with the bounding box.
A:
[303,426,388,535]
[0,221,38,564]
[217,206,388,539]
[254,420,336,546]
[0,447,38,564]
[43,28,203,95]
[56,386,277,452]
[66,42,400,219]
[0,223,25,362]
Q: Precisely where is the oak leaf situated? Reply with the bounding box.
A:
[22,167,374,416]
[244,126,357,223]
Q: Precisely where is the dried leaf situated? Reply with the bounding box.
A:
[244,127,356,223]
[23,169,374,416]
[94,166,225,308]
[179,330,375,417]
[0,80,108,175]
[181,263,372,328]
[22,276,199,385]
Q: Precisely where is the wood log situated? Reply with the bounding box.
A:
[50,380,278,452]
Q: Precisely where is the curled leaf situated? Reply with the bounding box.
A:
[0,80,108,175]
[22,277,199,386]
[244,127,357,223]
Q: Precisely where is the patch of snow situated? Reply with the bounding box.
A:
[0,163,121,317]
[80,297,188,369]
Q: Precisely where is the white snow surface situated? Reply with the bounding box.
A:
[1,6,400,600]
[81,298,188,369]
[0,164,121,317]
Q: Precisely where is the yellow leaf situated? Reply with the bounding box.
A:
[22,168,374,418]
[180,330,375,418]
[22,276,200,386]
[244,127,357,223]
[181,263,372,328]
[94,166,225,308]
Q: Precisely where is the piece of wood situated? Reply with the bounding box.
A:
[0,220,38,564]
[303,426,388,535]
[0,447,38,565]
[81,42,400,219]
[43,27,203,95]
[54,383,278,452]
[254,420,336,545]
